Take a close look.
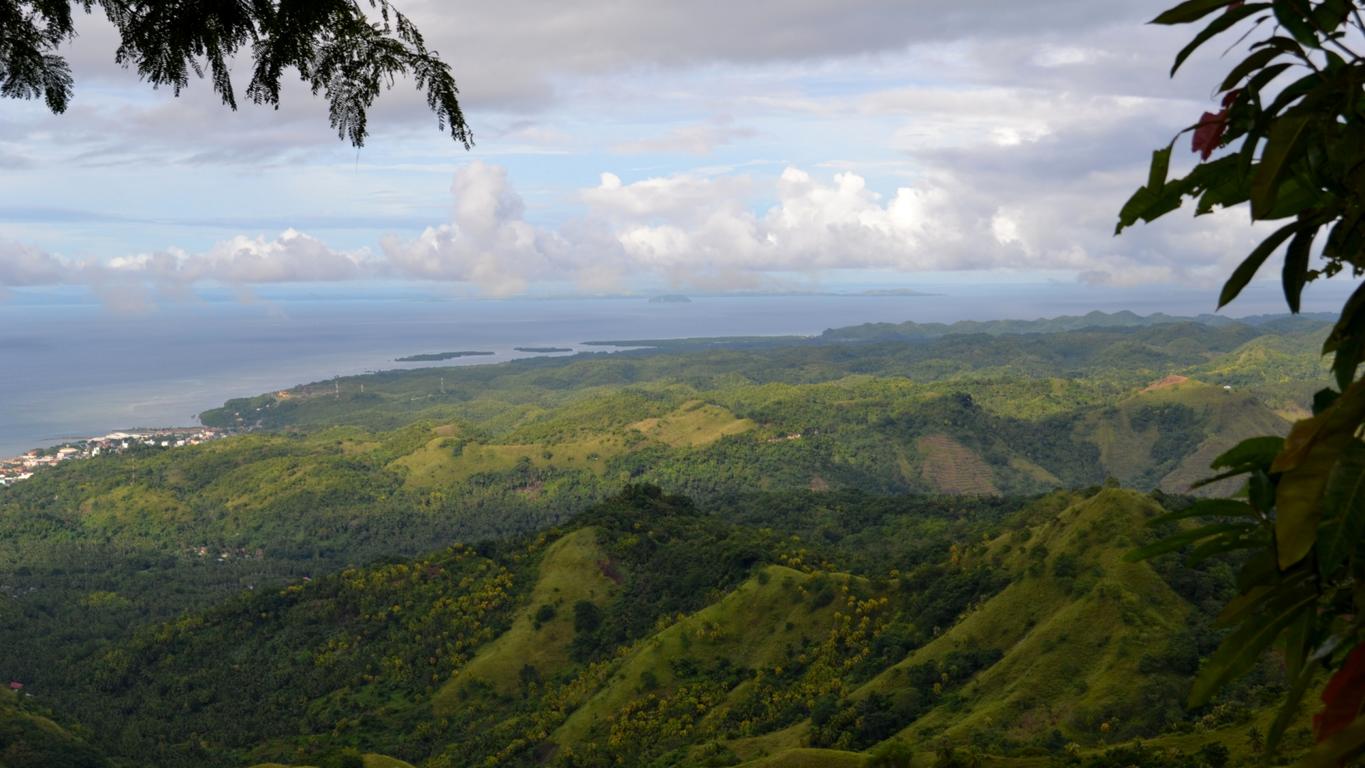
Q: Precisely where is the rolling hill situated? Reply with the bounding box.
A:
[17,486,1305,768]
[0,313,1335,768]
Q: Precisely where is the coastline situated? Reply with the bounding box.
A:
[0,427,227,485]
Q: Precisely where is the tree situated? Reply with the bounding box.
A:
[1118,1,1365,764]
[867,738,914,768]
[0,0,470,147]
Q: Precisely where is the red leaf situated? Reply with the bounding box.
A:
[1316,643,1365,743]
[1192,110,1229,160]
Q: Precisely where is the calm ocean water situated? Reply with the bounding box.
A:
[0,282,1343,457]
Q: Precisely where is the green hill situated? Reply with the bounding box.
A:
[0,689,108,768]
[12,486,1303,768]
[433,527,619,706]
[0,314,1334,768]
[856,489,1187,744]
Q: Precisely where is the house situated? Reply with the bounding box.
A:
[8,681,22,691]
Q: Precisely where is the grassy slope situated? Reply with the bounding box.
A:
[1080,379,1289,494]
[0,689,108,768]
[390,400,752,490]
[390,432,630,489]
[247,755,414,768]
[735,747,870,767]
[551,565,851,747]
[22,487,1290,768]
[628,400,756,447]
[853,490,1186,744]
[433,527,619,708]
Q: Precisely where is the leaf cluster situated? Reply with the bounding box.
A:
[0,0,470,147]
[1122,3,1365,762]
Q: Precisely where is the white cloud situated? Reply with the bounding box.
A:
[0,230,375,305]
[2,149,1276,303]
[0,240,69,285]
[379,162,568,296]
[105,230,372,285]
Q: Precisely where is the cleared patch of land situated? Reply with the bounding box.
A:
[915,434,999,495]
[627,400,754,448]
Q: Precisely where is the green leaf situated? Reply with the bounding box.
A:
[1242,59,1295,100]
[1276,434,1345,568]
[1215,584,1274,628]
[1190,589,1316,706]
[1268,658,1318,751]
[1189,467,1255,490]
[1172,4,1272,75]
[1212,435,1286,470]
[1273,0,1322,47]
[1317,441,1365,576]
[1281,225,1317,313]
[1314,388,1341,415]
[1153,0,1251,24]
[1249,468,1277,512]
[1189,531,1265,564]
[1251,114,1312,218]
[1265,69,1324,116]
[1312,0,1352,30]
[1273,382,1365,568]
[1116,178,1188,234]
[1219,46,1285,92]
[1125,522,1248,562]
[1116,189,1157,235]
[1218,221,1300,307]
[1148,146,1173,190]
[1150,498,1258,525]
[1283,603,1314,680]
[1331,333,1365,393]
[1322,281,1365,389]
[1262,176,1319,219]
[1236,548,1278,592]
[1196,166,1251,215]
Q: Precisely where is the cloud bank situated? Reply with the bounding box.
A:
[1,150,1265,304]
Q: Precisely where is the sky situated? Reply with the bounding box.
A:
[0,1,1295,306]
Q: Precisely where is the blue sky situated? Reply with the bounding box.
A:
[0,1,1297,307]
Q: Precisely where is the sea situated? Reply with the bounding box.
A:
[0,281,1346,458]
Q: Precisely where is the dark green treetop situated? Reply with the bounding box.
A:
[0,0,471,147]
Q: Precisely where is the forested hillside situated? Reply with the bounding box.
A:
[0,314,1334,767]
[7,486,1305,768]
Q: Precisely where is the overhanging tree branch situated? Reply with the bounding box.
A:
[0,0,471,148]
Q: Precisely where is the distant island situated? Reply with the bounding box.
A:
[514,346,573,353]
[648,294,692,303]
[859,288,939,297]
[395,351,495,362]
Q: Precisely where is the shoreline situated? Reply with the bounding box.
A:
[0,426,228,486]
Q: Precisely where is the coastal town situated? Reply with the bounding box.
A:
[0,427,225,486]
